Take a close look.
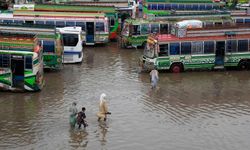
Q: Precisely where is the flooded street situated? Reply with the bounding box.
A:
[1,43,250,150]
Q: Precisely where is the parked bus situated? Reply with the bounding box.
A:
[57,27,83,64]
[120,15,233,48]
[33,4,119,41]
[0,35,44,91]
[0,7,109,45]
[140,25,250,73]
[0,24,63,70]
[144,0,225,16]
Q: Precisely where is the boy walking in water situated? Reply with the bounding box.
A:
[77,107,88,129]
[150,67,159,89]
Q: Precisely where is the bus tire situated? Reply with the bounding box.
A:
[170,63,183,73]
[238,60,249,70]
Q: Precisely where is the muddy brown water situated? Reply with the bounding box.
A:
[1,43,250,150]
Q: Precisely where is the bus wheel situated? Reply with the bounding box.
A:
[171,64,182,73]
[238,61,248,70]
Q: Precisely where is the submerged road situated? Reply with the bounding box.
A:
[1,43,250,150]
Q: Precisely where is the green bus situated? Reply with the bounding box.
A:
[140,25,250,73]
[0,24,63,70]
[120,14,232,48]
[34,4,119,41]
[0,34,44,91]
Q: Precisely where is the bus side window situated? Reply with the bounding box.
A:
[160,24,168,34]
[159,44,168,56]
[238,40,248,52]
[132,25,140,35]
[151,24,159,34]
[56,21,65,27]
[110,18,115,27]
[43,41,55,53]
[25,56,33,69]
[25,20,34,24]
[192,41,203,54]
[141,24,150,35]
[13,20,24,24]
[45,21,55,26]
[3,20,13,23]
[170,43,180,55]
[66,21,76,27]
[165,4,171,10]
[96,22,105,32]
[181,42,191,55]
[226,40,237,53]
[2,54,10,68]
[76,22,85,31]
[204,41,215,54]
[0,54,2,67]
[35,21,44,25]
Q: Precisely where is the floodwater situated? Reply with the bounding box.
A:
[1,43,250,150]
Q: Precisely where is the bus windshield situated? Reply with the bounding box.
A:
[62,34,79,47]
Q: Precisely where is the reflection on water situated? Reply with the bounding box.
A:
[1,43,250,150]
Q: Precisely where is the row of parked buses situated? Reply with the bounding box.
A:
[0,3,121,92]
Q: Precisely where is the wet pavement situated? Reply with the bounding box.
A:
[1,43,250,150]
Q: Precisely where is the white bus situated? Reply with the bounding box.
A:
[57,27,83,64]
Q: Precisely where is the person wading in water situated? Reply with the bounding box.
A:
[97,93,111,121]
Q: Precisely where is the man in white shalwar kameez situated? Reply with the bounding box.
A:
[97,93,111,121]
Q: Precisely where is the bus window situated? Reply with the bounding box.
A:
[0,54,2,67]
[238,40,248,52]
[236,19,244,24]
[206,5,213,10]
[186,5,192,10]
[193,4,199,10]
[179,4,185,10]
[62,34,78,47]
[158,4,164,10]
[245,19,250,23]
[13,20,24,24]
[159,44,168,56]
[204,41,215,54]
[66,21,75,27]
[96,22,104,32]
[45,21,55,25]
[200,5,206,10]
[181,42,191,55]
[151,24,159,33]
[76,22,85,31]
[3,20,13,23]
[35,21,44,25]
[160,24,168,34]
[192,41,203,54]
[165,4,171,10]
[25,56,32,69]
[226,40,237,53]
[43,40,55,53]
[152,4,157,10]
[2,54,10,68]
[110,18,115,27]
[141,24,150,35]
[25,21,34,24]
[56,21,65,27]
[132,25,140,35]
[171,4,178,10]
[170,43,180,55]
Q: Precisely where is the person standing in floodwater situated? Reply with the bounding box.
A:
[97,93,111,121]
[150,67,159,89]
[69,102,78,128]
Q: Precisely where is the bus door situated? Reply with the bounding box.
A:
[11,55,24,89]
[86,22,95,45]
[215,41,225,67]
